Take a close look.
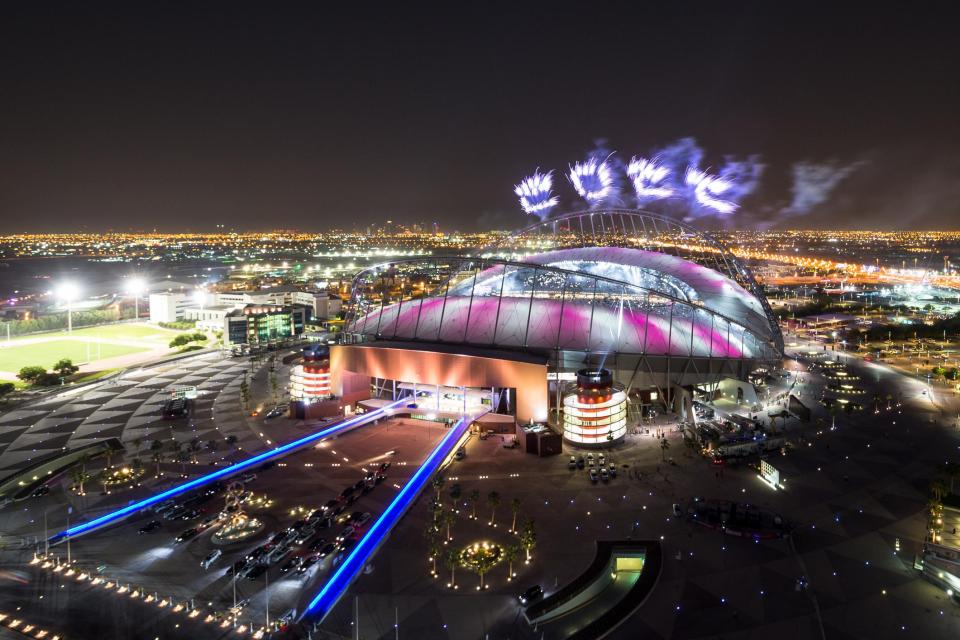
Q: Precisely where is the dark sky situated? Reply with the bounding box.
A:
[1,2,958,232]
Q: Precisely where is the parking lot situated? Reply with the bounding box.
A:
[0,417,450,637]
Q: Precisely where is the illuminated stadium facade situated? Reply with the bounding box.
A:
[333,209,782,442]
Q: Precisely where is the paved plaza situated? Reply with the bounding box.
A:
[0,343,959,639]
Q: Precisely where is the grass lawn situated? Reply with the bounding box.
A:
[0,340,149,374]
[28,322,181,347]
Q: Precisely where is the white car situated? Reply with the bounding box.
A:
[589,468,598,483]
[201,549,222,570]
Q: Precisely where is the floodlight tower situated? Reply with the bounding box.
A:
[56,282,81,333]
[126,277,146,320]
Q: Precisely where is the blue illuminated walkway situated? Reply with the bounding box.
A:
[51,399,406,542]
[302,412,478,623]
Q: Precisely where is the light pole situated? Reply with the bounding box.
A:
[126,277,146,320]
[57,282,80,333]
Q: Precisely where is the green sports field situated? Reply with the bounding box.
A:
[0,322,182,376]
[0,340,148,372]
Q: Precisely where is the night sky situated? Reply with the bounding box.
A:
[1,2,958,233]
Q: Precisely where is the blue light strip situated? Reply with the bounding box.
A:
[51,399,407,541]
[303,415,473,621]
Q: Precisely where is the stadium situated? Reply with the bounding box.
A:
[330,209,783,447]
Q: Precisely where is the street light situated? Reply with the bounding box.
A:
[126,277,146,320]
[56,282,81,333]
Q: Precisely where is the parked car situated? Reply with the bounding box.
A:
[308,537,329,552]
[519,585,543,606]
[336,526,355,542]
[352,512,372,528]
[139,520,162,534]
[225,559,248,576]
[297,555,321,574]
[317,542,337,558]
[608,463,617,478]
[279,556,303,573]
[600,467,610,483]
[31,485,50,498]
[455,447,466,460]
[245,564,268,581]
[576,456,585,469]
[201,549,222,570]
[175,527,199,543]
[589,468,598,483]
[568,456,577,470]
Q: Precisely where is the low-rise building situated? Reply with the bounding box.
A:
[224,304,311,347]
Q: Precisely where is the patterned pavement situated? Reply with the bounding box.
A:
[0,353,266,478]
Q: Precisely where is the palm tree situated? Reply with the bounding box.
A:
[931,478,948,504]
[943,462,960,495]
[660,437,670,461]
[503,544,520,580]
[442,510,456,543]
[225,434,238,449]
[432,475,445,500]
[133,437,143,457]
[487,491,501,526]
[469,550,498,590]
[188,437,202,463]
[176,446,191,476]
[519,517,537,562]
[152,451,163,477]
[448,483,462,510]
[470,489,480,520]
[510,498,521,533]
[426,534,443,577]
[70,465,87,495]
[206,439,218,455]
[443,548,460,588]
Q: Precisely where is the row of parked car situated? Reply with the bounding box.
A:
[216,461,390,582]
[568,452,619,483]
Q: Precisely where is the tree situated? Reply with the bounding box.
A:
[931,478,948,504]
[504,543,520,580]
[432,475,445,500]
[131,457,144,474]
[0,382,16,398]
[660,437,670,461]
[51,359,79,377]
[132,437,143,456]
[448,483,462,510]
[943,462,960,495]
[239,373,251,411]
[442,510,456,542]
[70,465,87,495]
[150,440,164,476]
[225,434,239,449]
[176,445,191,476]
[206,439,219,455]
[510,497,522,533]
[469,489,480,519]
[17,366,47,384]
[188,437,202,463]
[519,517,537,562]
[487,491,501,526]
[443,548,460,588]
[467,547,498,590]
[425,528,443,576]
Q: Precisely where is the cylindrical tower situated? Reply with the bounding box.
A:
[562,368,627,448]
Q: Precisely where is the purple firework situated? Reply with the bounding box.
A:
[684,168,737,215]
[514,170,559,219]
[626,156,673,201]
[569,156,615,206]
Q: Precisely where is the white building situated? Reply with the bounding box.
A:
[149,292,191,323]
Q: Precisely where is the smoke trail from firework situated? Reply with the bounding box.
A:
[626,156,673,202]
[780,160,861,219]
[569,156,616,206]
[514,170,559,219]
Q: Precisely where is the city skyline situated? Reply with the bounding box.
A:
[2,3,959,233]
